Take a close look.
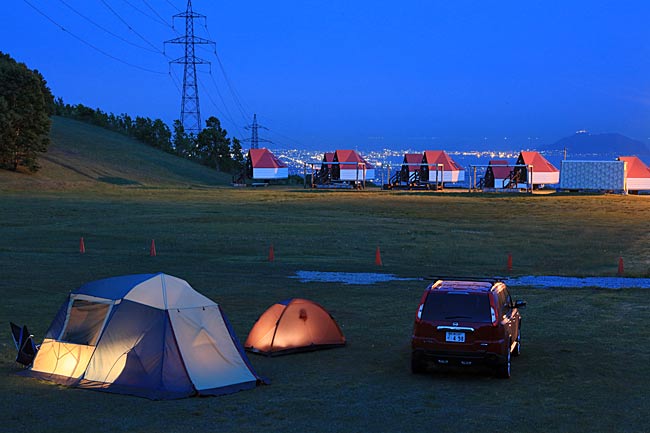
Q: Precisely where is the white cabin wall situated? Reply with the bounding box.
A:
[627,178,650,191]
[252,168,288,180]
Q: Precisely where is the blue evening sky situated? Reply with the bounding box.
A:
[4,1,650,150]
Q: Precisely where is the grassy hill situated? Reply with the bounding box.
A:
[0,116,233,190]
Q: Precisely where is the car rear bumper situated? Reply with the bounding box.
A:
[412,348,507,367]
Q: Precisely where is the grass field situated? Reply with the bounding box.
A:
[1,188,650,433]
[1,121,650,432]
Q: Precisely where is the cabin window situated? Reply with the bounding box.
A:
[60,299,111,346]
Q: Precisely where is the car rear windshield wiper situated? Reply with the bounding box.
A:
[444,315,472,319]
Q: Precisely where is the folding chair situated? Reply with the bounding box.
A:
[9,322,38,366]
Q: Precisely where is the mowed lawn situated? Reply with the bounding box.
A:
[1,188,649,433]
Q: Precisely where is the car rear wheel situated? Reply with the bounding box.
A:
[411,353,426,374]
[496,344,511,379]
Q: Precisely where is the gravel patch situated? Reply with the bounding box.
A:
[291,271,418,285]
[292,271,650,289]
[508,276,650,289]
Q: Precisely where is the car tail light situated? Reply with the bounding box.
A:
[489,294,498,327]
[416,304,424,321]
[415,290,429,322]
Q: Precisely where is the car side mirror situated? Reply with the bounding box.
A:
[514,300,526,308]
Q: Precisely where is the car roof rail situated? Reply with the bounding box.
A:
[424,275,508,283]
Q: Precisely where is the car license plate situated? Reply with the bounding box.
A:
[446,332,465,343]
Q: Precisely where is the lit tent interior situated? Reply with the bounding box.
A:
[245,298,346,356]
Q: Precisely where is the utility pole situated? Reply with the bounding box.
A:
[165,0,215,135]
[244,114,271,149]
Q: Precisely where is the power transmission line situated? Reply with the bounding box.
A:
[197,20,251,123]
[213,51,250,123]
[254,113,307,148]
[56,0,159,54]
[165,0,182,13]
[198,17,303,149]
[198,19,304,149]
[169,69,183,95]
[22,0,166,74]
[198,82,246,139]
[202,72,240,131]
[266,128,306,148]
[100,0,163,54]
[120,0,171,27]
[142,0,175,28]
[197,75,242,133]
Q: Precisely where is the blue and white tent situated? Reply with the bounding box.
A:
[22,273,262,399]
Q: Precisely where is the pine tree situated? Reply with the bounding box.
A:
[231,137,245,172]
[172,120,193,158]
[152,119,173,153]
[0,52,53,172]
[197,116,231,171]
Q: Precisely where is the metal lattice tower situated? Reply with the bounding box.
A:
[244,114,271,149]
[165,0,215,135]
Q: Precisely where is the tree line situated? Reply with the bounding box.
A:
[1,51,245,174]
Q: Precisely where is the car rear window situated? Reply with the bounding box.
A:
[421,292,491,323]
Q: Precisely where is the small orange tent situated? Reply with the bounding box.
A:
[245,298,346,356]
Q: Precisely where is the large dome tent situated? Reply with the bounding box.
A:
[22,273,263,399]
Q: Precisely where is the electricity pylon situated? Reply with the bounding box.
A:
[165,0,215,135]
[244,114,272,149]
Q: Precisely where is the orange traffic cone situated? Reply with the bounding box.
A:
[79,237,86,254]
[150,239,157,257]
[618,257,624,276]
[375,246,383,266]
[268,244,275,262]
[507,253,513,272]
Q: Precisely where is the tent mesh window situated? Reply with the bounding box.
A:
[61,300,110,346]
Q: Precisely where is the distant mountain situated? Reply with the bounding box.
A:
[545,131,650,156]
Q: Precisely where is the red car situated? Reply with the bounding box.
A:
[411,279,526,378]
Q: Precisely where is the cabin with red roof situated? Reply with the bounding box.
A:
[322,152,335,171]
[513,151,559,187]
[310,152,336,186]
[246,148,288,180]
[384,153,425,189]
[619,156,650,192]
[332,150,375,183]
[385,153,423,188]
[483,160,512,188]
[399,153,423,183]
[422,150,465,184]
